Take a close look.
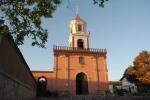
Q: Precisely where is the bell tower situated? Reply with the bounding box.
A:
[68,7,90,49]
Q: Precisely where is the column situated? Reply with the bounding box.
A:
[76,23,77,31]
[87,38,89,49]
[53,54,58,90]
[93,56,99,91]
[65,55,69,91]
[72,37,74,48]
[82,24,84,32]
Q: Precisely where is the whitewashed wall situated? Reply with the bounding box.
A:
[121,77,138,93]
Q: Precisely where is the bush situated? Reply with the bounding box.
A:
[131,93,139,96]
[105,90,110,94]
[44,90,51,97]
[51,90,59,98]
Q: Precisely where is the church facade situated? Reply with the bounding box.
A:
[32,14,108,95]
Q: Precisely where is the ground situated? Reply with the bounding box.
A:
[32,95,150,100]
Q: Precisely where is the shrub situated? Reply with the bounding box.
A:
[52,90,59,98]
[44,90,51,97]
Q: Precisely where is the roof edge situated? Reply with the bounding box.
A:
[119,76,125,81]
[32,70,54,73]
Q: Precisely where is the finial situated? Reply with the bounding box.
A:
[76,5,78,15]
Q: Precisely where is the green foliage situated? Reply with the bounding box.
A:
[0,0,107,48]
[93,0,109,7]
[51,90,59,98]
[125,51,150,85]
[0,25,10,34]
[0,0,61,48]
[44,90,51,97]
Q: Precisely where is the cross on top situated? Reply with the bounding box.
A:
[76,5,78,14]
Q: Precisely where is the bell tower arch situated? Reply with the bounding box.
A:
[68,14,90,49]
[77,39,84,49]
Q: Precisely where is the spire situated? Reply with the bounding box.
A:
[72,5,84,21]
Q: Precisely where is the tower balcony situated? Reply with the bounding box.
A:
[53,45,107,56]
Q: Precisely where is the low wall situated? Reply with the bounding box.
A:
[0,69,36,100]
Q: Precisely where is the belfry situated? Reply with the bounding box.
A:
[32,12,108,95]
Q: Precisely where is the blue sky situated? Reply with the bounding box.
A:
[19,0,150,81]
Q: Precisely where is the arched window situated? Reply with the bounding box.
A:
[78,24,82,31]
[38,77,46,82]
[79,57,84,64]
[77,39,84,49]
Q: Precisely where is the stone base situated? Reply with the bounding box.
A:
[0,71,36,100]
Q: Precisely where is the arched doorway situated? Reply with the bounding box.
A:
[76,72,88,95]
[37,77,47,97]
[77,39,84,49]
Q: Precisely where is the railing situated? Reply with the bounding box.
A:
[53,45,107,53]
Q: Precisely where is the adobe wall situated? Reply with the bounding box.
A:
[97,56,108,90]
[55,54,108,94]
[0,35,36,100]
[32,71,54,90]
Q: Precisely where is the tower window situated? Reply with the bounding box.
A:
[77,39,84,49]
[78,24,82,31]
[79,57,84,64]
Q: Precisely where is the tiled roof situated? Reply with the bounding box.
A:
[73,14,83,21]
[108,81,122,85]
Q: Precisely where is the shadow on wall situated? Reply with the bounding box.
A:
[35,76,108,97]
[0,35,36,100]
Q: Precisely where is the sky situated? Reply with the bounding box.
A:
[18,0,150,81]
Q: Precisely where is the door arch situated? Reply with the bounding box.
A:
[37,76,47,97]
[76,72,89,95]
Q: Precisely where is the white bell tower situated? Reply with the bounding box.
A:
[68,6,90,49]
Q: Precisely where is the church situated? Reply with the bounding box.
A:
[32,13,108,95]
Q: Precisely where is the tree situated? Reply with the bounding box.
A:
[93,0,109,7]
[125,51,150,85]
[0,0,108,48]
[0,0,62,48]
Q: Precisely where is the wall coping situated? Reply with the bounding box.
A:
[32,70,54,73]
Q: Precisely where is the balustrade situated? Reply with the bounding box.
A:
[53,45,107,53]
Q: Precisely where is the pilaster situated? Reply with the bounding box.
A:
[76,23,77,31]
[93,56,99,91]
[104,56,109,90]
[53,54,58,90]
[72,37,74,48]
[65,55,69,91]
[82,23,84,31]
[87,38,89,49]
